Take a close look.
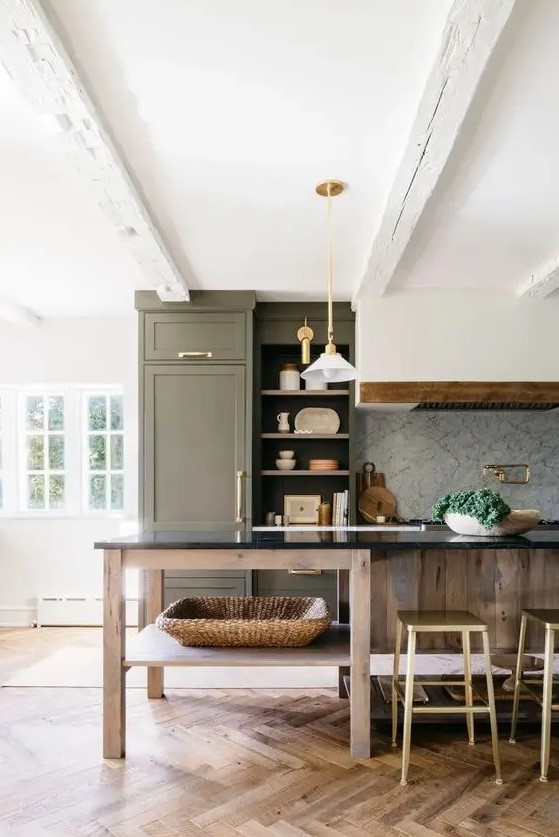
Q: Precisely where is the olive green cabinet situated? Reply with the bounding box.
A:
[164,571,247,607]
[137,292,254,614]
[143,364,247,530]
[255,570,338,620]
[144,311,247,362]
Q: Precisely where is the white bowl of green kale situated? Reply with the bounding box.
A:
[432,488,540,536]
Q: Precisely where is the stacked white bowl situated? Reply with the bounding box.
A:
[276,450,296,470]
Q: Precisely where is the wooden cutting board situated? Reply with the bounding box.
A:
[356,470,386,496]
[358,485,397,522]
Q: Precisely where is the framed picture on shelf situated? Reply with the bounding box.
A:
[283,494,321,525]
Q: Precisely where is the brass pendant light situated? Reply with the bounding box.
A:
[300,180,357,384]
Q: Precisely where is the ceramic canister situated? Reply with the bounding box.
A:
[279,363,300,391]
[304,376,328,391]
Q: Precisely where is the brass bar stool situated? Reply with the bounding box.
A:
[509,609,559,782]
[392,610,502,786]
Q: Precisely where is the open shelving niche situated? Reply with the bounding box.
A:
[254,343,354,527]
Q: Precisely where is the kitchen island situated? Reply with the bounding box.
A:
[95,528,559,760]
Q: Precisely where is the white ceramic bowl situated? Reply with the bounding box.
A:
[276,458,296,471]
[445,509,541,536]
[278,450,295,459]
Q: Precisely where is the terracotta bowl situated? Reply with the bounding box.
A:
[445,509,541,536]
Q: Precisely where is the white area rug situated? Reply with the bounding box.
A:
[5,647,558,689]
[2,648,336,688]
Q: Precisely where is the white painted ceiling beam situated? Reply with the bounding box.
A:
[517,255,559,298]
[0,295,41,326]
[353,0,517,303]
[0,0,189,302]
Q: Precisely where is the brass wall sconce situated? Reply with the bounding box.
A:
[483,464,531,485]
[297,317,314,365]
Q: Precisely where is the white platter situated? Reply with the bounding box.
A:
[294,407,340,434]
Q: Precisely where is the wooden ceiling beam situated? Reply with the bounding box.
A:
[353,0,517,303]
[517,255,559,298]
[0,0,189,303]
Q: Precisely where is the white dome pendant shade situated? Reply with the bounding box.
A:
[300,180,358,386]
[301,347,358,384]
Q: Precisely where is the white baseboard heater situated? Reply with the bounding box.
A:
[37,596,138,627]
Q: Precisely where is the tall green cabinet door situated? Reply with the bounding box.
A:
[143,365,247,529]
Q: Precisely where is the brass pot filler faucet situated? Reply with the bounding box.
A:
[483,464,531,485]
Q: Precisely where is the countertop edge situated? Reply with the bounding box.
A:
[94,531,559,550]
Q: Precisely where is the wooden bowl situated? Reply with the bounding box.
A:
[445,509,541,536]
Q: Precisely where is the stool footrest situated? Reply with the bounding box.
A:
[395,678,466,687]
[411,704,492,715]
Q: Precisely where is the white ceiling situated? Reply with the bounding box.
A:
[0,0,451,315]
[391,0,559,292]
[0,63,144,316]
[1,0,557,316]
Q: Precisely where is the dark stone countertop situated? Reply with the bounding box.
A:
[95,527,559,551]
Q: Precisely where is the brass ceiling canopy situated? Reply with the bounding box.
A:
[315,179,344,198]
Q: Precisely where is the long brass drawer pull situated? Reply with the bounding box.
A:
[178,351,213,359]
[236,470,246,523]
[289,569,322,575]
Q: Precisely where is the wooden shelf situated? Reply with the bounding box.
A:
[261,390,349,397]
[124,624,350,667]
[261,470,350,476]
[261,433,349,439]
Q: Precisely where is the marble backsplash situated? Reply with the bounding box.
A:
[355,410,559,519]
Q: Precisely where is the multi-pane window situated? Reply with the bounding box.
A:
[22,394,66,510]
[85,393,124,511]
[0,387,125,516]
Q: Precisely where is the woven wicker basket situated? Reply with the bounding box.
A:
[155,596,331,648]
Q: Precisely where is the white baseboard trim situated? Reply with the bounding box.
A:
[0,607,36,627]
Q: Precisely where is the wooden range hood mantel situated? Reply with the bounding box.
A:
[358,382,559,411]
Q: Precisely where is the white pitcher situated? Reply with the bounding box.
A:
[276,412,290,433]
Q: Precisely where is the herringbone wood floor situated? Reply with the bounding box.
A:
[0,628,558,836]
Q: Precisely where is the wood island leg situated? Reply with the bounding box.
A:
[103,549,126,758]
[350,549,371,758]
[146,569,165,699]
[540,627,555,782]
[337,569,350,698]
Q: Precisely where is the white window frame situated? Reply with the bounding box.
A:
[82,390,125,515]
[0,394,3,511]
[0,385,125,519]
[18,390,67,513]
[0,388,17,515]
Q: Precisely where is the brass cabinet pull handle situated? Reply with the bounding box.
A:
[178,351,213,359]
[236,470,246,523]
[289,569,322,575]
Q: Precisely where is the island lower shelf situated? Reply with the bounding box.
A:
[124,624,350,667]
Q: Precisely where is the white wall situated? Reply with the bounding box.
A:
[0,317,137,625]
[356,290,559,384]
